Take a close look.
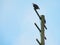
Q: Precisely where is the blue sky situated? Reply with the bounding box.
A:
[0,0,60,45]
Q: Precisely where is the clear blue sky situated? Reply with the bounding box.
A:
[0,0,60,45]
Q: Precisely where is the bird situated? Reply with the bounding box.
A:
[32,3,40,10]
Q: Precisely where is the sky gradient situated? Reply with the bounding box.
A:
[0,0,60,45]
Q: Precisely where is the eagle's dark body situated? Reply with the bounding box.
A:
[33,3,40,10]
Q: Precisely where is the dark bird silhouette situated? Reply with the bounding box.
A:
[33,3,40,10]
[32,3,41,19]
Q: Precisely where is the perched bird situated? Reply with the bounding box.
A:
[33,3,40,10]
[33,3,41,19]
